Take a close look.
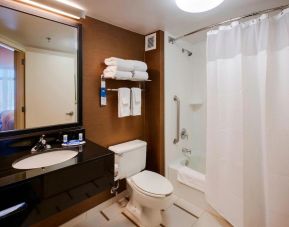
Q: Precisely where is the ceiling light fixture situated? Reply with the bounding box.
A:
[175,0,224,13]
[15,0,85,19]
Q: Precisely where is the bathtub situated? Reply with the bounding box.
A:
[168,157,210,217]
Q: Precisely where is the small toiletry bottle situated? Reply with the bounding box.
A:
[100,80,107,106]
[78,133,83,142]
[63,134,68,144]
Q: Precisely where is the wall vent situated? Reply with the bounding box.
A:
[145,33,157,51]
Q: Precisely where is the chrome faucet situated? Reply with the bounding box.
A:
[182,148,192,156]
[31,135,51,153]
[181,128,189,140]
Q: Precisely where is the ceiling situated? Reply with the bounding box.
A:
[0,6,77,53]
[72,0,289,39]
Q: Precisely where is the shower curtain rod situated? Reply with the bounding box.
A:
[169,4,289,43]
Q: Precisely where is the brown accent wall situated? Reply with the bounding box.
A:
[82,16,145,148]
[35,20,165,227]
[144,31,165,175]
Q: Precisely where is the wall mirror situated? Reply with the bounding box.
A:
[0,6,82,136]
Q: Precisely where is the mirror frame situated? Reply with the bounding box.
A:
[0,5,83,139]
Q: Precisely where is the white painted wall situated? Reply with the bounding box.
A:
[25,48,77,128]
[164,32,207,175]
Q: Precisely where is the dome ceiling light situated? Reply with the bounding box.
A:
[175,0,224,13]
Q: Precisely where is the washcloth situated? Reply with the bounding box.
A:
[131,88,142,116]
[132,71,149,81]
[104,57,134,71]
[118,88,131,118]
[127,60,148,72]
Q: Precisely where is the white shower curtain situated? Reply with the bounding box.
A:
[206,9,289,227]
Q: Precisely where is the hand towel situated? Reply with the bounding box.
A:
[118,88,131,118]
[127,60,148,72]
[103,69,133,80]
[131,88,142,116]
[104,57,134,71]
[132,71,149,81]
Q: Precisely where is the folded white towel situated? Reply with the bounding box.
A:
[104,57,134,72]
[103,70,133,80]
[104,65,133,74]
[132,71,149,81]
[127,60,148,72]
[104,57,124,65]
[131,88,142,116]
[118,88,131,118]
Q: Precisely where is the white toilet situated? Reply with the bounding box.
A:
[109,140,174,227]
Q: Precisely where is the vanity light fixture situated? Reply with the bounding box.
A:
[14,0,85,19]
[175,0,224,13]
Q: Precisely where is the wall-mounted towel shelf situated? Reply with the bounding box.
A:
[102,78,151,82]
[106,88,145,92]
[101,75,151,82]
[100,76,147,107]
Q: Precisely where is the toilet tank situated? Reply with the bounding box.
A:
[109,140,147,180]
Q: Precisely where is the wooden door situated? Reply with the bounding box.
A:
[14,50,25,129]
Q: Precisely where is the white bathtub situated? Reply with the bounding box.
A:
[168,157,210,217]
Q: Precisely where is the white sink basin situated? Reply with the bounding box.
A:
[12,150,78,169]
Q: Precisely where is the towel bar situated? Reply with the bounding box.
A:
[106,88,145,92]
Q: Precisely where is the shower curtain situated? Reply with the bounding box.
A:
[206,9,289,227]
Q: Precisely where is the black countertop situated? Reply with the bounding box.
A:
[0,140,113,188]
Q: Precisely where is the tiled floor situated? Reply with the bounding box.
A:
[66,202,198,227]
[61,194,232,227]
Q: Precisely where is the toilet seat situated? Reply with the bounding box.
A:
[131,170,173,198]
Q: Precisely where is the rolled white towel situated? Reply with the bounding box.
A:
[127,60,148,72]
[104,57,134,71]
[103,70,133,80]
[104,57,124,65]
[132,71,149,81]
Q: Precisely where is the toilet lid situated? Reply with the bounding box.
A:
[131,170,173,197]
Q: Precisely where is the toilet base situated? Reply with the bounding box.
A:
[124,174,175,227]
[125,198,162,227]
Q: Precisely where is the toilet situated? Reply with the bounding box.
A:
[109,140,174,227]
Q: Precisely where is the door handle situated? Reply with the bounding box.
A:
[66,111,74,116]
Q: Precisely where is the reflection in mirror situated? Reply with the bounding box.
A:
[0,6,79,133]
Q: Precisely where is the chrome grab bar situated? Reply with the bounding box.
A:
[173,95,180,144]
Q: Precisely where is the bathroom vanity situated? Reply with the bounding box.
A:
[0,140,114,226]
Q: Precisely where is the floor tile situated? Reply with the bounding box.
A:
[193,212,232,227]
[75,212,108,227]
[162,205,198,227]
